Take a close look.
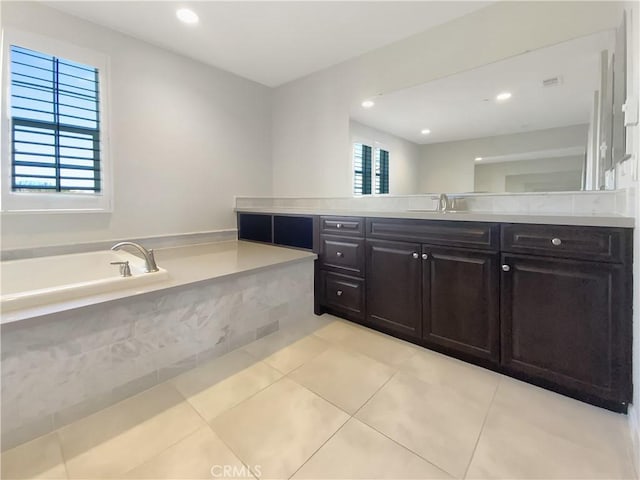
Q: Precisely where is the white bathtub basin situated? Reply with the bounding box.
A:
[1,250,169,312]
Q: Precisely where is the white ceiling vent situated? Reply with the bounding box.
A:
[542,76,563,87]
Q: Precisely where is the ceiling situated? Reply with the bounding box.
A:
[43,1,490,87]
[350,30,615,145]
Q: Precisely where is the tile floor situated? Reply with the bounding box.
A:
[1,315,637,480]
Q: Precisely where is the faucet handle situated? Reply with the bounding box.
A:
[110,261,132,277]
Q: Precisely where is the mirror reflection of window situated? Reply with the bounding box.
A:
[353,142,389,195]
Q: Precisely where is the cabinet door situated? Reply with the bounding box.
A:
[501,254,630,404]
[423,247,499,364]
[366,239,422,338]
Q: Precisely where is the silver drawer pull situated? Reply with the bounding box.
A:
[336,223,342,229]
[336,251,344,257]
[412,252,419,259]
[502,264,511,272]
[336,290,343,296]
[422,253,428,260]
[551,238,562,246]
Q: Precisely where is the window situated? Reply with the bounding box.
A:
[1,29,110,212]
[10,46,101,193]
[353,142,389,195]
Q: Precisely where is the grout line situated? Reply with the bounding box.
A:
[286,411,351,480]
[54,430,71,480]
[461,377,501,480]
[350,370,397,418]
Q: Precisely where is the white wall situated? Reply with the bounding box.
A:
[271,1,625,197]
[349,120,420,194]
[622,1,640,473]
[0,2,272,250]
[418,124,589,193]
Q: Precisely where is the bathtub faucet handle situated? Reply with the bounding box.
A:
[110,261,132,278]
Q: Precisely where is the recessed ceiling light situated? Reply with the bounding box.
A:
[361,100,375,108]
[176,8,199,24]
[496,92,512,102]
[421,129,431,135]
[475,157,483,161]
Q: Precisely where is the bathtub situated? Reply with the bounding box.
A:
[1,250,169,312]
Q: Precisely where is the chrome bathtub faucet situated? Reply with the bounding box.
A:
[110,242,159,273]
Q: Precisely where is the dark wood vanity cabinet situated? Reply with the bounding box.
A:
[239,211,633,412]
[424,247,499,364]
[500,254,629,406]
[499,224,633,410]
[317,216,367,321]
[366,239,422,338]
[365,238,500,364]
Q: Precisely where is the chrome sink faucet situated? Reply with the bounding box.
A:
[437,193,450,212]
[110,242,159,273]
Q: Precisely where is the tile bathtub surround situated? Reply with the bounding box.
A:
[0,260,316,450]
[236,189,633,217]
[1,316,636,480]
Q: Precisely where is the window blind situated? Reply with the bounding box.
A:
[10,45,101,193]
[353,143,372,195]
[376,148,389,194]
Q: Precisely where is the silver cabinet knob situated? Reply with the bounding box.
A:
[422,253,428,260]
[502,264,511,272]
[336,290,343,296]
[551,238,562,246]
[336,251,343,257]
[412,252,419,259]
[336,223,342,229]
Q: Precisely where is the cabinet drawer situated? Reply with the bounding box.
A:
[320,271,365,320]
[320,216,364,236]
[367,218,499,250]
[319,235,365,276]
[501,224,629,263]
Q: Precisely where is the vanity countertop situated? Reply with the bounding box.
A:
[235,207,635,228]
[1,241,316,325]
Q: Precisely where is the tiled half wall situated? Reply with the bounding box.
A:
[0,260,314,450]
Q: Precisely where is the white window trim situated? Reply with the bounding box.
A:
[351,136,390,197]
[1,27,112,213]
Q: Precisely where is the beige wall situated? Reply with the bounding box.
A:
[1,2,273,249]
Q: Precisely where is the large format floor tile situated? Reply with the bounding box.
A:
[492,376,634,458]
[259,334,329,374]
[314,319,416,367]
[292,418,452,479]
[465,376,637,479]
[466,403,637,479]
[289,346,395,413]
[356,372,494,478]
[1,433,67,479]
[211,377,349,479]
[4,315,637,480]
[172,351,283,422]
[398,348,499,405]
[58,383,204,478]
[123,426,250,479]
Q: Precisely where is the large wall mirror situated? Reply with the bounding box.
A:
[350,22,628,196]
